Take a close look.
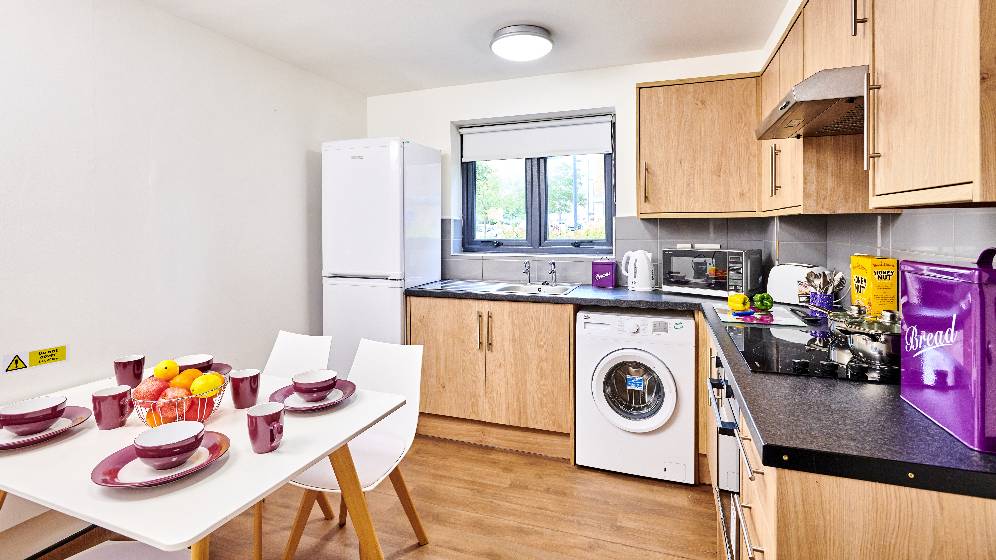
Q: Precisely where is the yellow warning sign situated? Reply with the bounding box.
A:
[6,355,27,372]
[29,346,67,367]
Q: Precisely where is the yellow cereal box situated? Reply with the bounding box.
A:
[850,254,898,315]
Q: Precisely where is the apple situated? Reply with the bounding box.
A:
[155,387,192,422]
[183,397,215,421]
[133,377,170,404]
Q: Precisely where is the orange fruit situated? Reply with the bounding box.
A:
[190,373,224,397]
[169,368,203,390]
[145,410,165,427]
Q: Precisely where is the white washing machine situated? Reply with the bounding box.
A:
[575,310,696,483]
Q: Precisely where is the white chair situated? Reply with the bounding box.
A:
[263,330,333,378]
[281,338,427,559]
[68,330,335,560]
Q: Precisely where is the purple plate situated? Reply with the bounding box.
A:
[269,380,356,412]
[0,406,92,451]
[91,431,230,488]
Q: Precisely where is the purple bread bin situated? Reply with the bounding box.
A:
[592,260,616,288]
[900,248,996,453]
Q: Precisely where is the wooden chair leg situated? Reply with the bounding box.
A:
[388,466,429,546]
[338,494,348,528]
[315,492,335,520]
[0,490,6,514]
[253,500,264,560]
[329,444,384,560]
[282,490,319,560]
[190,536,210,560]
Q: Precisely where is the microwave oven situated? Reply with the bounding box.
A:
[661,249,763,297]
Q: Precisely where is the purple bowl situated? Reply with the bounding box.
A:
[291,370,338,402]
[175,354,214,373]
[134,421,205,470]
[0,395,68,436]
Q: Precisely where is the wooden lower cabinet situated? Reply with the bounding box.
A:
[407,296,572,434]
[484,300,572,432]
[730,414,996,560]
[408,296,486,421]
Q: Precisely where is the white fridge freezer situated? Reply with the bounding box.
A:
[321,137,441,374]
[322,277,405,375]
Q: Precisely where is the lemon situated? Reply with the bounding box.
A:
[153,360,180,380]
[190,373,224,398]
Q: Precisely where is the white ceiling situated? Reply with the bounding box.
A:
[148,0,789,96]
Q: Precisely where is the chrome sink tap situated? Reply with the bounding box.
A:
[522,260,531,283]
[547,261,557,285]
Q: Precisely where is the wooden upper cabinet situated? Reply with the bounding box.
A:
[638,77,759,217]
[484,300,571,433]
[780,18,805,92]
[760,57,781,117]
[408,296,486,421]
[869,0,994,206]
[803,0,871,78]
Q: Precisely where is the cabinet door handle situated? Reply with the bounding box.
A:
[851,0,868,37]
[770,144,781,196]
[642,162,649,203]
[486,311,493,351]
[477,311,483,350]
[864,71,882,170]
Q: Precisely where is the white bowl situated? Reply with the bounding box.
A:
[175,354,214,371]
[0,395,67,417]
[134,420,205,449]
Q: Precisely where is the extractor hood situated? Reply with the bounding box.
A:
[756,65,868,140]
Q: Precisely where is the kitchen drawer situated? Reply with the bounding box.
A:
[739,492,770,560]
[740,466,775,557]
[738,413,772,503]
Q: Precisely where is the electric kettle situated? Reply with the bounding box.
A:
[621,250,655,291]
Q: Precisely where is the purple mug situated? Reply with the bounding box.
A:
[92,385,133,430]
[113,354,145,388]
[247,402,284,454]
[230,369,261,409]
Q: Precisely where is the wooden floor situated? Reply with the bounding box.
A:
[46,436,717,560]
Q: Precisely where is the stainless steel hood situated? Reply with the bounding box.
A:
[756,65,868,140]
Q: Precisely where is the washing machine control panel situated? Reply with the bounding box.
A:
[579,313,691,338]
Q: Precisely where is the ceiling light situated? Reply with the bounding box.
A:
[490,25,553,62]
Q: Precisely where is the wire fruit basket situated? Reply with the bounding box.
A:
[133,376,229,427]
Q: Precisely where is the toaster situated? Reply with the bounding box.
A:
[767,263,826,304]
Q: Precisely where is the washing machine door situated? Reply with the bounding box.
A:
[591,348,678,433]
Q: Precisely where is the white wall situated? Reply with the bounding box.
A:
[0,0,364,532]
[367,50,764,218]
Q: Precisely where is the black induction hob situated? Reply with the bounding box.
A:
[727,322,899,384]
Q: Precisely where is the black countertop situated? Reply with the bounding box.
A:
[407,281,996,499]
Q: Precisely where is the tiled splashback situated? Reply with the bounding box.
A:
[441,209,996,289]
[827,208,996,306]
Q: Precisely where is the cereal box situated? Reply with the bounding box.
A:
[850,254,898,314]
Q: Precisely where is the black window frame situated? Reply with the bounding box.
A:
[462,153,615,254]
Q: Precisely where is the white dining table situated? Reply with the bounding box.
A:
[0,375,405,560]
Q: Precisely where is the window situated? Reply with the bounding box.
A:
[460,116,614,253]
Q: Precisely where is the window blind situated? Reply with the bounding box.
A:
[459,115,613,162]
